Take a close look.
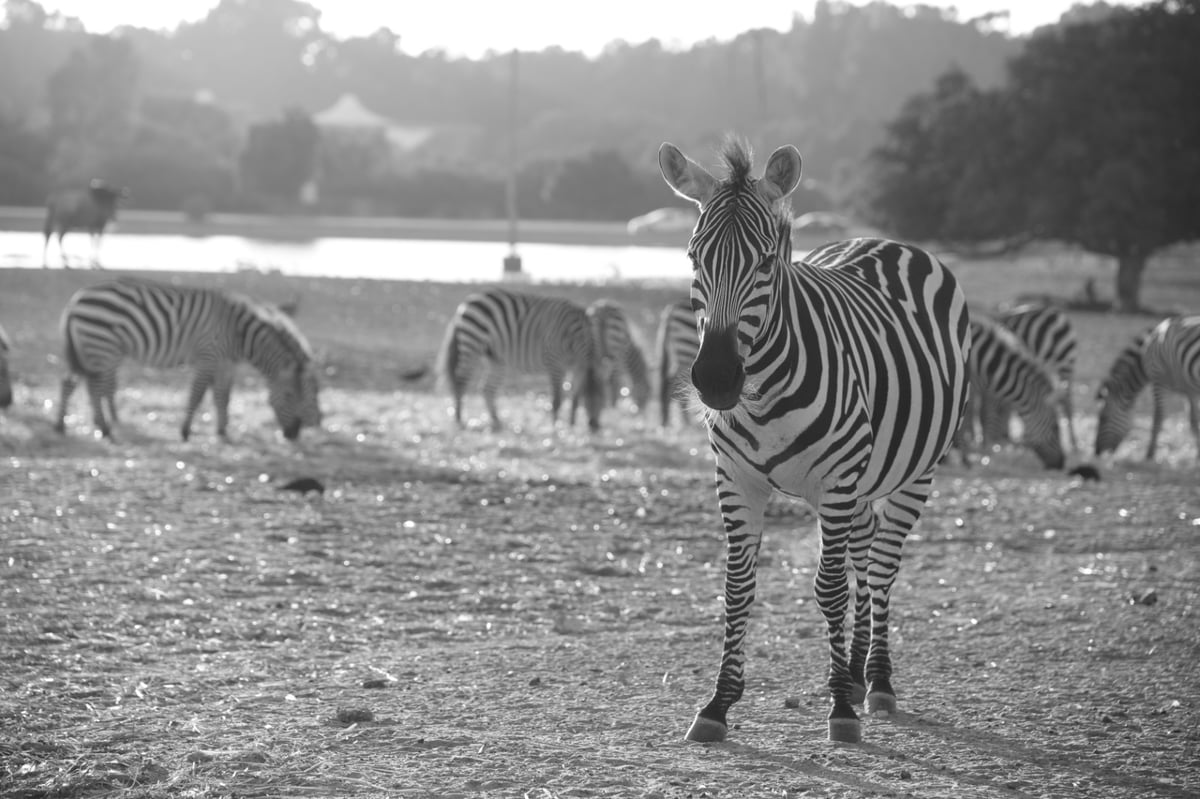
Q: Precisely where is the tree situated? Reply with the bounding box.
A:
[863,0,1200,311]
[239,108,320,205]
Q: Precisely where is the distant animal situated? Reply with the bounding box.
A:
[654,299,699,427]
[43,179,129,269]
[1067,464,1101,481]
[436,288,604,432]
[0,322,12,409]
[583,299,650,412]
[400,365,430,382]
[657,138,970,744]
[980,304,1078,451]
[278,477,325,495]
[55,277,321,441]
[959,314,1065,469]
[1095,315,1200,461]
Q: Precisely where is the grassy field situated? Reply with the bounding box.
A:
[0,250,1198,798]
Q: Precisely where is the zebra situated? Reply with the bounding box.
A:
[55,278,321,441]
[0,322,12,409]
[979,304,1078,451]
[658,139,971,744]
[585,299,650,411]
[43,179,128,269]
[654,299,700,427]
[436,288,604,432]
[1096,315,1200,461]
[958,315,1065,469]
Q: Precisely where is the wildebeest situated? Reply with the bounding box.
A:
[42,179,129,269]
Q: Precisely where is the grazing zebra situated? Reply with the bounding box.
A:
[960,315,1065,469]
[43,179,128,268]
[56,278,321,441]
[0,323,12,409]
[1096,315,1200,460]
[980,304,1078,451]
[586,299,650,411]
[655,299,700,427]
[437,288,603,432]
[658,139,971,744]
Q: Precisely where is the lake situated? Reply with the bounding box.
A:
[0,230,692,284]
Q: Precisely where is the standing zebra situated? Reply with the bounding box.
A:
[437,288,603,432]
[585,299,650,411]
[43,180,128,269]
[980,304,1078,451]
[654,299,700,427]
[56,278,321,441]
[1096,315,1200,461]
[658,139,971,744]
[960,315,1065,469]
[0,322,12,409]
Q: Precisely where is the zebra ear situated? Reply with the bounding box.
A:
[658,143,716,206]
[758,145,803,204]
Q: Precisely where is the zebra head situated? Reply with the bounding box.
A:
[658,139,802,411]
[1094,335,1149,456]
[267,360,322,440]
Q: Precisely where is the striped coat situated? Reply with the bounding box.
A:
[56,278,321,440]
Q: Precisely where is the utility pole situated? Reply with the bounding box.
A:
[503,48,523,277]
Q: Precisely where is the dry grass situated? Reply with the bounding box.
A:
[0,252,1198,798]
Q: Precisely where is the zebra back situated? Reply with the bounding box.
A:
[967,314,1064,468]
[997,303,1076,383]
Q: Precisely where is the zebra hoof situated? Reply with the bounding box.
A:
[685,714,727,743]
[867,691,898,716]
[849,683,867,705]
[828,717,862,744]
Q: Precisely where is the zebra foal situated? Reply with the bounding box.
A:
[1096,315,1200,461]
[654,300,699,427]
[585,299,650,412]
[437,288,604,432]
[960,314,1066,469]
[659,139,970,744]
[56,278,321,441]
[980,304,1078,451]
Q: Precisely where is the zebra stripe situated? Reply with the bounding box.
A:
[586,299,650,412]
[655,300,700,427]
[55,278,321,441]
[1096,315,1200,460]
[437,288,603,432]
[659,139,971,744]
[0,322,12,408]
[980,304,1078,450]
[962,313,1066,469]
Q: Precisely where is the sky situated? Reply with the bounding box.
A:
[36,0,1137,57]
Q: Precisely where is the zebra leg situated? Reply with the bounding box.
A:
[482,365,505,432]
[547,366,565,425]
[815,479,864,743]
[181,370,214,441]
[211,364,236,441]
[84,374,112,438]
[686,462,771,743]
[1062,381,1079,453]
[1146,384,1166,461]
[55,375,78,433]
[1188,396,1200,460]
[863,470,933,717]
[846,502,880,706]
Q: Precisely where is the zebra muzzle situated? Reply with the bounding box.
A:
[692,328,745,411]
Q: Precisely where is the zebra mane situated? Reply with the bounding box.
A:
[716,136,795,234]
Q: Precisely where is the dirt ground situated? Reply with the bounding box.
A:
[1,374,1197,798]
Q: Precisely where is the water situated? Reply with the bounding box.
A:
[0,231,690,284]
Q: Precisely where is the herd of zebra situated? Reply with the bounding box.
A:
[3,138,1199,747]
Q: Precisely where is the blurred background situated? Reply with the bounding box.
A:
[0,0,1194,303]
